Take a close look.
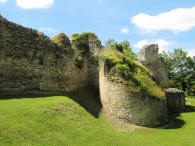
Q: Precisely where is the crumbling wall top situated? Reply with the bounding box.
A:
[164,88,184,93]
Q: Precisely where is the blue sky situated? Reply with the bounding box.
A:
[0,0,195,56]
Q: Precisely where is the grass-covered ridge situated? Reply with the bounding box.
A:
[98,49,165,99]
[0,93,195,146]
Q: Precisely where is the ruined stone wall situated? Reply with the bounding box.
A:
[0,15,170,127]
[99,61,168,127]
[71,32,102,89]
[87,36,101,89]
[139,44,169,88]
[165,88,185,113]
[0,15,88,93]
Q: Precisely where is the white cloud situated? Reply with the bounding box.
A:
[133,39,173,53]
[187,49,195,57]
[0,0,7,3]
[120,26,129,34]
[39,27,57,33]
[16,0,54,9]
[132,7,195,33]
[133,40,148,49]
[155,39,173,52]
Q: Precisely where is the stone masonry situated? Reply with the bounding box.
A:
[0,15,172,128]
[164,88,185,113]
[0,15,100,93]
[139,44,169,87]
[99,61,168,127]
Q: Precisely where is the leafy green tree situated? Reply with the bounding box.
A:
[105,39,116,49]
[160,49,195,95]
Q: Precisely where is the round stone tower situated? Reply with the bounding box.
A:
[99,59,168,127]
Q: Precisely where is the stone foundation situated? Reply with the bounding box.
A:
[165,88,185,113]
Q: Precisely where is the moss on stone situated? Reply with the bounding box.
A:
[98,49,165,99]
[71,32,101,68]
[51,33,71,48]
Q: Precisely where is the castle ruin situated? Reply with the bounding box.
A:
[0,15,185,127]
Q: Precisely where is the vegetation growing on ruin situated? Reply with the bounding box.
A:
[51,33,71,48]
[104,39,137,60]
[98,48,165,99]
[71,32,101,68]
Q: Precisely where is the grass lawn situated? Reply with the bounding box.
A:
[0,89,195,146]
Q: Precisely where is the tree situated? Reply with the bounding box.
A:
[160,49,195,95]
[105,39,137,59]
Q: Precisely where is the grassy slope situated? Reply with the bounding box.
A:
[0,92,195,146]
[98,49,165,99]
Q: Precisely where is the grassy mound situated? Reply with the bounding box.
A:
[0,93,195,146]
[98,49,165,99]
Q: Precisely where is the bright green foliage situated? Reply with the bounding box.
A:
[160,49,195,95]
[71,32,101,68]
[105,39,137,60]
[0,93,195,146]
[98,49,165,99]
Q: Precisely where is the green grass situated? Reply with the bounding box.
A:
[0,91,195,146]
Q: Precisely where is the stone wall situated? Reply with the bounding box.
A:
[0,15,170,128]
[71,32,102,89]
[165,88,185,113]
[99,61,168,127]
[87,36,101,89]
[139,44,169,88]
[0,15,88,93]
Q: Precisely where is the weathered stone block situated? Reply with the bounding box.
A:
[164,88,185,113]
[139,44,169,87]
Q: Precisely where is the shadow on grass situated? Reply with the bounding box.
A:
[161,104,195,129]
[162,113,186,129]
[184,104,195,113]
[0,90,194,127]
[0,94,52,99]
[0,87,102,118]
[65,87,102,118]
